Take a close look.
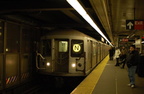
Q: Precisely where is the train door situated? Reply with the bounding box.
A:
[71,40,84,72]
[87,40,92,69]
[37,39,52,70]
[101,44,103,59]
[97,43,101,63]
[92,42,96,67]
[100,43,102,60]
[54,39,69,72]
[95,42,98,64]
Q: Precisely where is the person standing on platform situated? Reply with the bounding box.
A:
[114,47,121,66]
[109,47,115,60]
[119,46,127,68]
[126,45,139,88]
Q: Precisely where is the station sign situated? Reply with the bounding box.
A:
[134,21,144,30]
[126,20,144,30]
[120,38,129,42]
[126,20,134,30]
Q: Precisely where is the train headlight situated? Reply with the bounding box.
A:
[46,62,50,66]
[72,63,76,68]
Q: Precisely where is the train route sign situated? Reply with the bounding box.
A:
[73,44,81,52]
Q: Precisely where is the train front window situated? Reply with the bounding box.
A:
[59,41,68,52]
[71,40,84,57]
[42,40,51,56]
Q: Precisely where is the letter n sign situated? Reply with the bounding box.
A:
[73,44,81,52]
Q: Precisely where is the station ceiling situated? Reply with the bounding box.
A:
[0,0,143,43]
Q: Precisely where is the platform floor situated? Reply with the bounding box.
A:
[71,56,144,94]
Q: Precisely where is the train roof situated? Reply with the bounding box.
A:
[42,29,105,43]
[43,29,90,38]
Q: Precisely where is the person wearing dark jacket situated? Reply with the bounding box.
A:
[119,46,127,68]
[109,47,115,60]
[126,45,139,88]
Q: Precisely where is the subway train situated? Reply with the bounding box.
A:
[36,29,110,76]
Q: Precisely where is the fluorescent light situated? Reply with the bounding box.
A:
[66,0,86,16]
[66,0,113,46]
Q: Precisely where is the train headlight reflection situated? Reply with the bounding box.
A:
[46,62,50,66]
[72,63,76,68]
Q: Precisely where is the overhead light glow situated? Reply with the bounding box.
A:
[66,0,113,46]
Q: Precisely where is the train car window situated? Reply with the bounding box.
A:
[6,22,20,53]
[59,41,68,52]
[42,40,51,56]
[71,40,84,57]
[0,21,4,53]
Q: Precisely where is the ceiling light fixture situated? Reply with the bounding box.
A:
[66,0,113,46]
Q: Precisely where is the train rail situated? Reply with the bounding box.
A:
[20,76,85,94]
[22,85,41,94]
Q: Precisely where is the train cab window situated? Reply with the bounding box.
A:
[59,41,68,52]
[71,40,84,57]
[0,21,4,53]
[42,40,51,56]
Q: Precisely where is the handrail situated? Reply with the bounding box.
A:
[36,52,46,69]
[37,53,45,60]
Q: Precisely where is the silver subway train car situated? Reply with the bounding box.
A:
[36,29,110,76]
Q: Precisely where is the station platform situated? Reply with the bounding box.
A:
[71,55,144,94]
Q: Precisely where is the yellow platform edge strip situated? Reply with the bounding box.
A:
[71,55,109,94]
